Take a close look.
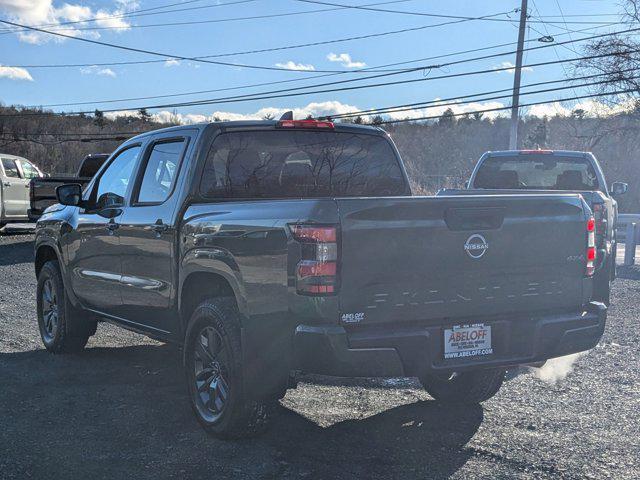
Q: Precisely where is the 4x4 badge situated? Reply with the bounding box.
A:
[464,234,488,259]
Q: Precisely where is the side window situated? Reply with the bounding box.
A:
[1,159,21,178]
[94,146,141,208]
[136,139,185,204]
[20,160,40,179]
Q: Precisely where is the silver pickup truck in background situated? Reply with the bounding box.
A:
[0,154,43,230]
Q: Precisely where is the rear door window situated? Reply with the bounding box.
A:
[19,160,41,179]
[200,130,406,198]
[136,140,185,204]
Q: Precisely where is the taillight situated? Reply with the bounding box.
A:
[586,216,596,276]
[592,203,607,239]
[277,119,334,129]
[290,224,338,295]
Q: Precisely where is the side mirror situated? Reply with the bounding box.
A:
[56,184,83,207]
[464,181,470,189]
[611,182,628,196]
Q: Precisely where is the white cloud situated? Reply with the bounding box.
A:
[526,98,635,118]
[327,53,366,69]
[494,61,533,74]
[164,59,181,67]
[0,0,135,44]
[274,61,315,71]
[380,100,509,122]
[80,65,116,77]
[0,64,33,81]
[110,101,361,125]
[103,97,637,127]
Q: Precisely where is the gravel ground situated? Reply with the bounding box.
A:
[1,225,639,479]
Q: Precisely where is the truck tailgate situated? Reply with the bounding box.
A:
[336,194,589,325]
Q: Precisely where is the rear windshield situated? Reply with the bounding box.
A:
[199,130,407,198]
[473,154,599,191]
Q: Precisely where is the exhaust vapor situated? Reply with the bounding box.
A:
[529,352,588,384]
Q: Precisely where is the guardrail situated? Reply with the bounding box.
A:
[616,214,640,243]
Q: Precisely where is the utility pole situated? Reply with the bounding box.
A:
[509,0,528,150]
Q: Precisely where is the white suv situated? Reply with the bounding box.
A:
[0,154,43,230]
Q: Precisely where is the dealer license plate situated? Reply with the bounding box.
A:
[443,324,493,359]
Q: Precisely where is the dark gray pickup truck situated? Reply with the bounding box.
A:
[34,120,605,438]
[446,150,628,305]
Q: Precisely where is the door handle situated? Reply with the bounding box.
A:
[152,221,169,234]
[3,181,11,187]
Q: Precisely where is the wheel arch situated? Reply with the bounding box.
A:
[179,268,247,337]
[35,243,60,277]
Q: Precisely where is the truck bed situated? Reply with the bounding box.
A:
[29,176,91,220]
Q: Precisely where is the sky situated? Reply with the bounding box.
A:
[0,0,627,123]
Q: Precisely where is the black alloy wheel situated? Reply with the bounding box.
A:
[192,325,231,422]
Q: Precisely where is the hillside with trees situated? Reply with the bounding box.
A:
[1,105,638,212]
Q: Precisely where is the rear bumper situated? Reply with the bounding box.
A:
[293,302,607,377]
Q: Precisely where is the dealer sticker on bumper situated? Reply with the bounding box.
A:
[444,324,493,359]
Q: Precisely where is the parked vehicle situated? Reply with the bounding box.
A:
[29,153,109,221]
[447,150,627,305]
[0,154,43,230]
[35,120,606,438]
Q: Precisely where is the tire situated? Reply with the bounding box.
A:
[36,260,97,353]
[420,368,506,404]
[184,298,273,439]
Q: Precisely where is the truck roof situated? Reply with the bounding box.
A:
[484,150,593,158]
[128,120,386,142]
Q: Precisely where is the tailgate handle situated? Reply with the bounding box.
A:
[445,207,505,231]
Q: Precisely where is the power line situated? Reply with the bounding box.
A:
[0,0,260,34]
[2,83,638,140]
[322,70,640,120]
[0,17,388,74]
[0,9,518,74]
[294,0,621,25]
[0,1,504,35]
[4,45,639,120]
[377,87,638,124]
[0,130,145,136]
[88,45,640,112]
[3,16,615,72]
[10,25,640,116]
[6,69,639,129]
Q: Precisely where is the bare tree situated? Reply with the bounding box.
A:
[575,1,640,101]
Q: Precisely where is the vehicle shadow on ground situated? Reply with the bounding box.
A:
[0,238,34,265]
[1,344,482,479]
